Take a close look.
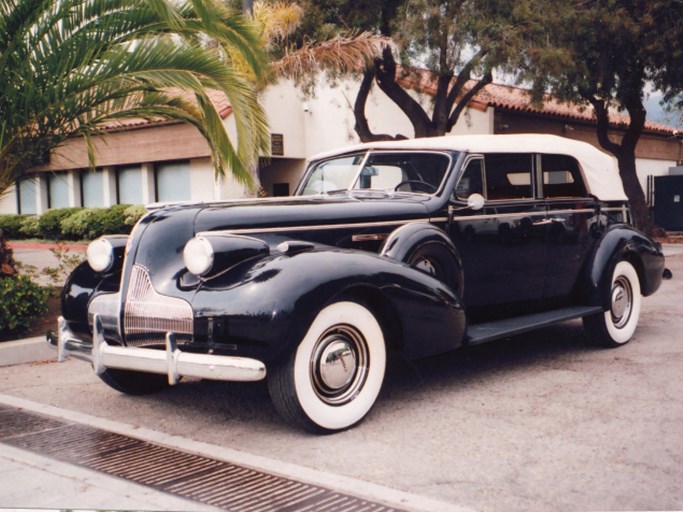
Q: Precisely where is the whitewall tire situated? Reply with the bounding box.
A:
[268,301,386,433]
[583,260,642,347]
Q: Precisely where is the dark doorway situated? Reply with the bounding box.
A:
[654,175,683,231]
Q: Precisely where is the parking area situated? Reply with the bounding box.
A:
[1,248,682,511]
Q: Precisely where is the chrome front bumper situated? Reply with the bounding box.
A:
[48,314,267,384]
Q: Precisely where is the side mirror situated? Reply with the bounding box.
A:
[467,193,485,211]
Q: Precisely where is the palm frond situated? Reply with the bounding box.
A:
[272,32,389,82]
[253,1,303,44]
[0,0,270,193]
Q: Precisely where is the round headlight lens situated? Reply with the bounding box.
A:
[184,236,214,276]
[87,238,115,273]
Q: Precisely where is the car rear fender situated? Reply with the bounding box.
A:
[380,222,464,298]
[580,225,666,307]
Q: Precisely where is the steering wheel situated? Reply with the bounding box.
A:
[394,180,437,193]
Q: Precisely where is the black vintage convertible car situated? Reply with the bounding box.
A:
[50,134,670,433]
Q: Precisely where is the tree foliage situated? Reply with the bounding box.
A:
[513,0,683,234]
[0,0,271,196]
[259,0,521,141]
[224,0,387,87]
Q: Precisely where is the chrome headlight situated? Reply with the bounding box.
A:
[183,234,270,277]
[183,236,215,276]
[87,238,115,273]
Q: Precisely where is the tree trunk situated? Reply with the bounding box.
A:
[354,68,406,142]
[587,95,664,237]
[616,150,663,236]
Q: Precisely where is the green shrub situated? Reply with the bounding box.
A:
[0,215,27,239]
[37,207,83,239]
[60,205,133,240]
[60,209,97,240]
[123,204,147,228]
[18,215,40,239]
[0,274,49,333]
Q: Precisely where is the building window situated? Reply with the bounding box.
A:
[48,172,70,208]
[117,165,143,205]
[17,176,37,214]
[156,161,190,202]
[81,170,104,207]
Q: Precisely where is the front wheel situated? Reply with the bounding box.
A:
[98,368,170,395]
[268,301,386,433]
[583,260,642,347]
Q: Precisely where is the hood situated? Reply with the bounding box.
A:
[192,192,432,234]
[125,192,434,296]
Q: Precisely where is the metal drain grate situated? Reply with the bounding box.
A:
[0,406,401,512]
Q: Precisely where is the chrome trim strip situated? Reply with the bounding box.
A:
[52,315,266,384]
[451,210,547,222]
[351,233,389,242]
[197,218,432,236]
[543,208,596,215]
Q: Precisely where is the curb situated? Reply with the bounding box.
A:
[0,337,55,367]
[8,241,87,251]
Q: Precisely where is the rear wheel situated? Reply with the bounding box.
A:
[268,301,386,433]
[407,242,463,297]
[98,368,169,395]
[583,260,641,347]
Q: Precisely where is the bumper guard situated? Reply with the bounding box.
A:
[48,314,267,384]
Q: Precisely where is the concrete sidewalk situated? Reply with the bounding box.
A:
[1,443,217,511]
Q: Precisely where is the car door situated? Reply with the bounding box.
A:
[537,153,598,305]
[449,153,547,319]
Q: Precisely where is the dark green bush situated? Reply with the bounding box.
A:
[60,205,133,240]
[37,207,83,239]
[1,204,144,242]
[0,215,27,239]
[0,275,49,333]
[123,204,147,228]
[18,215,40,239]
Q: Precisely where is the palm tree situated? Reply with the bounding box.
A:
[246,1,387,86]
[0,0,271,198]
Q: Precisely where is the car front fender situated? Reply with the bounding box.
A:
[190,247,467,363]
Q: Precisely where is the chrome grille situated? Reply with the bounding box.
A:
[123,264,193,347]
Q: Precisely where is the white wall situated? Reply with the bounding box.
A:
[0,78,674,214]
[0,186,17,214]
[636,158,676,191]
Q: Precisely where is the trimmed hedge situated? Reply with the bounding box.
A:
[0,274,49,333]
[37,207,84,239]
[0,215,27,239]
[0,205,147,242]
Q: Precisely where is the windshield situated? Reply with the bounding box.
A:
[298,153,365,195]
[298,151,452,196]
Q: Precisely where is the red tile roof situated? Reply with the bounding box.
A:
[398,68,677,136]
[99,88,232,132]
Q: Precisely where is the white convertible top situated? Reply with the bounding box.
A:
[310,134,627,202]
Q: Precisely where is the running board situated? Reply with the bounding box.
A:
[466,306,604,346]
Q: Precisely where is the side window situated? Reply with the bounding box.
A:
[484,153,533,200]
[540,154,587,198]
[354,152,451,194]
[454,158,484,200]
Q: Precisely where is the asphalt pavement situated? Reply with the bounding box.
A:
[1,243,682,511]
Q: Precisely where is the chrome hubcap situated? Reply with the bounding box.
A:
[611,276,633,329]
[414,257,437,276]
[319,339,356,390]
[311,326,369,405]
